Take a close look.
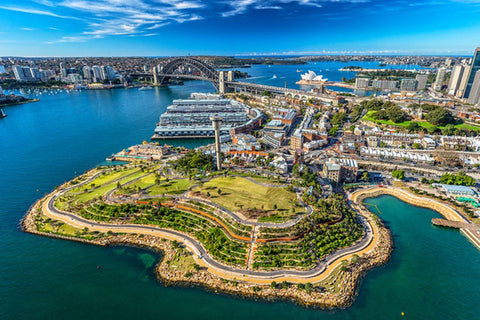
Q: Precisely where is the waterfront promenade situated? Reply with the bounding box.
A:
[352,186,480,249]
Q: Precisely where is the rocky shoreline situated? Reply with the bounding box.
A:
[21,187,393,309]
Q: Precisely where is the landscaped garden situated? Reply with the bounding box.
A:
[193,176,303,218]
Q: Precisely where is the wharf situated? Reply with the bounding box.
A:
[431,218,480,231]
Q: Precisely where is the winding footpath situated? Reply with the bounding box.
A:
[35,170,381,284]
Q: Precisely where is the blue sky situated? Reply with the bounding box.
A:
[0,0,479,56]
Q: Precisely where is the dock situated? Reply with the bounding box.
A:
[432,218,480,249]
[431,218,480,231]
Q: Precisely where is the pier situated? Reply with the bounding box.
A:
[431,218,480,231]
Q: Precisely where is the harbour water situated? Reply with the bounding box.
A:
[1,63,479,319]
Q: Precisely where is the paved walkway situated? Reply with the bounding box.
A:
[38,170,380,284]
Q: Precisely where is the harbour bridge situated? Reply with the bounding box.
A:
[130,57,338,103]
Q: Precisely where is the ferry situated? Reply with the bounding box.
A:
[0,109,7,118]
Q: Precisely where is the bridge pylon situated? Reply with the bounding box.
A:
[219,71,225,94]
[153,67,158,85]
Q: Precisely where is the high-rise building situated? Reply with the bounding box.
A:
[463,47,480,99]
[467,70,480,105]
[371,79,398,90]
[82,66,92,81]
[106,66,115,80]
[457,65,471,98]
[0,86,5,97]
[433,67,446,91]
[400,79,417,91]
[445,58,452,68]
[100,66,115,81]
[355,77,370,89]
[60,62,67,78]
[22,67,34,81]
[12,65,26,81]
[40,70,55,82]
[92,66,102,82]
[447,65,466,96]
[68,73,83,84]
[415,74,428,90]
[29,67,41,81]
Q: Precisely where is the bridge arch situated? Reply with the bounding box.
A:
[159,57,219,89]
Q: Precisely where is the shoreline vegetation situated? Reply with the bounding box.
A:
[0,98,39,107]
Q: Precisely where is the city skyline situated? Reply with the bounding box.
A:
[1,0,480,57]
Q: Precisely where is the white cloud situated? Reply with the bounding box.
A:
[221,0,372,17]
[21,27,35,31]
[0,5,77,19]
[41,0,206,43]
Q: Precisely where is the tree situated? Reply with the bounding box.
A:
[385,104,407,123]
[217,188,222,195]
[442,124,456,136]
[361,171,370,182]
[412,142,423,149]
[391,170,405,180]
[270,281,277,289]
[407,122,421,132]
[425,108,454,126]
[305,282,313,294]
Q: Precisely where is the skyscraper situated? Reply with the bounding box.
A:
[467,70,480,105]
[400,79,417,91]
[463,47,480,99]
[447,65,466,96]
[82,66,92,81]
[457,65,471,98]
[433,67,446,91]
[60,62,67,78]
[12,65,26,81]
[415,74,428,90]
[92,66,102,82]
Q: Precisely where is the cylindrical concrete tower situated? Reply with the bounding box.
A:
[210,116,222,171]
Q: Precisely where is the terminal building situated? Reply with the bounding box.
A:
[152,94,262,139]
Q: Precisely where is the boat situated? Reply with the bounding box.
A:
[272,74,277,79]
[296,69,303,73]
[139,86,153,91]
[0,109,7,118]
[106,155,115,161]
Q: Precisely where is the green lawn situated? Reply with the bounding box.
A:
[362,110,480,132]
[68,167,140,193]
[124,173,157,190]
[148,179,195,195]
[193,176,301,215]
[74,170,148,203]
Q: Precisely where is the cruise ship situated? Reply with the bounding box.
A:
[152,93,263,139]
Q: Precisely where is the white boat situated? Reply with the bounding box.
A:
[139,86,153,91]
[272,74,277,79]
